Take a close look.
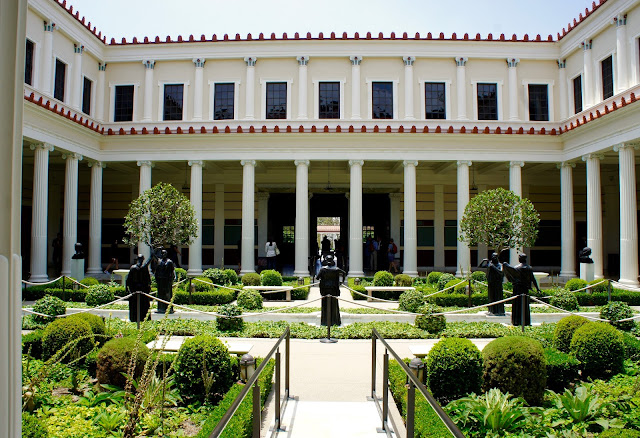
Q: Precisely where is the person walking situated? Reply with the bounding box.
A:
[387,238,398,273]
[265,237,279,271]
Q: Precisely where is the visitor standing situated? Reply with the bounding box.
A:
[388,238,398,273]
[371,236,379,272]
[104,239,119,274]
[265,237,279,271]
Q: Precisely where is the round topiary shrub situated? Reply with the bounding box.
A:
[193,276,214,292]
[398,290,425,313]
[241,273,261,286]
[601,301,635,331]
[471,270,487,283]
[216,304,244,332]
[622,332,640,361]
[373,271,394,287]
[426,338,483,403]
[565,278,588,292]
[482,336,546,406]
[415,303,446,334]
[224,269,239,285]
[203,268,228,285]
[236,290,263,310]
[79,276,100,286]
[444,279,466,294]
[436,273,456,291]
[175,335,233,404]
[261,269,283,286]
[427,271,443,285]
[570,321,625,379]
[22,412,48,438]
[42,316,95,362]
[588,278,608,293]
[68,313,106,336]
[85,284,115,307]
[394,274,413,287]
[96,336,149,389]
[549,289,579,311]
[553,315,590,353]
[32,295,66,323]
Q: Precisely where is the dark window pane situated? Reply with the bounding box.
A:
[573,75,583,114]
[114,85,134,122]
[82,77,92,115]
[25,39,34,85]
[477,83,497,120]
[372,81,393,119]
[163,84,184,120]
[54,58,66,101]
[266,82,287,119]
[425,82,446,119]
[601,55,614,100]
[528,84,549,121]
[319,82,340,118]
[214,83,234,120]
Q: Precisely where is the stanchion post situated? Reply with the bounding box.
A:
[189,278,194,305]
[136,291,141,330]
[62,275,66,302]
[252,383,261,438]
[521,294,526,333]
[608,280,612,302]
[382,349,389,431]
[285,329,290,396]
[275,350,281,430]
[407,380,415,438]
[467,277,472,308]
[371,334,376,399]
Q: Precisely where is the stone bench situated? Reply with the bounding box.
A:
[243,285,293,302]
[364,286,414,302]
[146,335,252,356]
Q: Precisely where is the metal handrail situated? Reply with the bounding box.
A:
[209,326,291,438]
[371,328,465,438]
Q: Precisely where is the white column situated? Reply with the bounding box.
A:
[71,43,83,110]
[583,154,604,279]
[456,161,471,277]
[296,56,309,120]
[137,160,153,261]
[41,21,55,95]
[509,161,524,266]
[434,185,445,271]
[294,160,310,276]
[350,56,362,120]
[559,162,576,278]
[558,60,568,120]
[86,161,105,275]
[389,193,401,255]
[244,56,257,120]
[348,160,364,276]
[403,56,415,120]
[614,14,628,93]
[476,184,488,265]
[403,161,418,276]
[257,193,269,257]
[142,60,155,122]
[188,160,203,276]
[240,160,256,274]
[29,144,53,282]
[95,63,106,121]
[615,144,639,286]
[507,58,519,121]
[192,58,205,121]
[61,153,82,276]
[455,57,468,120]
[582,40,594,107]
[214,184,225,267]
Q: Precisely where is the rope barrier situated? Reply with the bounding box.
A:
[22,276,64,286]
[68,278,89,288]
[22,293,134,319]
[570,279,607,293]
[528,296,612,322]
[343,285,399,303]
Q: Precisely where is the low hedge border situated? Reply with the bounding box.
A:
[22,286,127,302]
[174,290,237,305]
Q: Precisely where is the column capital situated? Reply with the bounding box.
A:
[613,143,640,152]
[30,143,54,152]
[87,161,106,169]
[98,62,107,71]
[403,160,418,167]
[192,58,206,68]
[613,14,627,26]
[188,160,204,167]
[244,56,258,66]
[73,43,84,54]
[582,153,604,162]
[294,159,310,167]
[256,192,270,201]
[557,59,567,69]
[241,159,256,167]
[296,55,310,66]
[137,160,154,167]
[348,159,364,167]
[509,161,524,168]
[43,20,56,32]
[403,56,415,66]
[349,55,363,66]
[62,152,83,161]
[455,56,468,67]
[456,160,472,167]
[506,58,519,68]
[557,161,576,169]
[581,40,592,51]
[142,59,155,69]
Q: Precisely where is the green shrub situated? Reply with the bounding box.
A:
[54,276,76,289]
[471,270,487,283]
[553,315,589,353]
[42,317,95,362]
[224,269,239,285]
[22,329,44,359]
[600,301,636,331]
[549,289,579,311]
[565,278,588,291]
[426,338,483,403]
[192,276,214,292]
[571,322,625,379]
[96,336,149,388]
[79,276,100,286]
[241,273,261,286]
[67,313,106,337]
[174,289,236,306]
[415,304,446,334]
[32,295,66,323]
[260,270,283,286]
[22,412,48,438]
[428,293,490,308]
[599,429,640,437]
[236,290,263,310]
[575,290,640,306]
[436,273,456,291]
[588,278,608,293]
[482,336,546,405]
[398,290,425,313]
[175,335,233,404]
[216,304,244,332]
[427,271,443,285]
[622,332,640,361]
[373,271,394,287]
[543,348,580,392]
[175,268,188,282]
[85,284,115,307]
[394,274,413,287]
[292,286,310,300]
[444,279,466,294]
[203,268,228,285]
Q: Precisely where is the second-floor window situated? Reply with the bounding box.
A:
[25,39,34,85]
[214,83,234,120]
[372,81,393,119]
[54,58,66,102]
[573,75,583,114]
[425,82,446,119]
[163,84,184,120]
[319,82,340,119]
[601,55,614,100]
[266,82,287,119]
[477,83,497,120]
[82,77,92,115]
[114,85,134,122]
[528,84,549,121]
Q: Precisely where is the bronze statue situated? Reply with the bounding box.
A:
[578,247,594,264]
[502,252,540,326]
[317,254,345,326]
[480,253,505,316]
[154,249,175,314]
[126,254,152,322]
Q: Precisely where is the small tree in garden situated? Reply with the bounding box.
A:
[459,187,539,254]
[123,182,198,249]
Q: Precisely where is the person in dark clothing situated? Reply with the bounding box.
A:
[126,254,152,323]
[104,239,119,274]
[154,250,175,314]
[502,252,540,326]
[480,253,505,316]
[52,233,63,275]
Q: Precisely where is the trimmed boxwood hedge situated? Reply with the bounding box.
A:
[570,321,625,379]
[427,293,490,308]
[544,348,580,392]
[426,338,483,403]
[23,286,128,302]
[173,289,237,305]
[22,329,44,359]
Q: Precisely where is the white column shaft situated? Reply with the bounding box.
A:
[245,65,255,119]
[404,64,414,119]
[143,66,154,122]
[456,65,467,120]
[188,161,203,275]
[297,64,308,119]
[30,146,51,281]
[62,155,80,276]
[96,68,106,121]
[558,67,568,119]
[434,185,445,270]
[476,184,488,265]
[351,64,361,120]
[86,163,103,274]
[257,194,269,258]
[560,164,576,277]
[241,161,256,274]
[193,66,204,121]
[456,162,471,276]
[618,146,639,285]
[585,156,604,278]
[71,49,82,110]
[508,66,518,120]
[349,161,364,276]
[214,184,225,267]
[138,162,152,260]
[403,162,418,275]
[294,161,310,275]
[509,162,523,266]
[583,47,594,107]
[616,24,628,93]
[41,28,53,95]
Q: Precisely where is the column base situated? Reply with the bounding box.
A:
[28,274,49,283]
[403,270,418,277]
[187,269,203,277]
[348,270,365,278]
[617,278,640,288]
[293,270,310,277]
[559,270,577,279]
[86,268,103,275]
[240,269,256,275]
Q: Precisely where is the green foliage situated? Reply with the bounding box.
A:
[622,332,640,361]
[123,182,198,248]
[241,273,261,286]
[565,278,588,291]
[22,329,44,359]
[436,273,456,291]
[550,288,580,311]
[548,384,625,431]
[203,268,228,285]
[471,270,487,283]
[42,317,95,362]
[394,273,413,286]
[482,336,547,405]
[85,284,115,307]
[459,187,540,253]
[236,290,263,310]
[544,348,581,392]
[398,289,425,313]
[79,276,100,286]
[427,271,443,285]
[174,289,236,305]
[216,304,244,332]
[191,276,215,292]
[415,304,446,334]
[427,292,490,308]
[575,290,640,306]
[553,315,590,353]
[54,276,77,288]
[426,338,483,403]
[175,335,233,404]
[67,313,106,337]
[373,270,394,286]
[224,269,239,285]
[599,430,640,438]
[588,279,608,293]
[32,295,66,323]
[260,269,283,286]
[22,412,48,438]
[96,336,149,388]
[174,267,187,282]
[570,322,625,379]
[444,278,466,293]
[601,301,636,331]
